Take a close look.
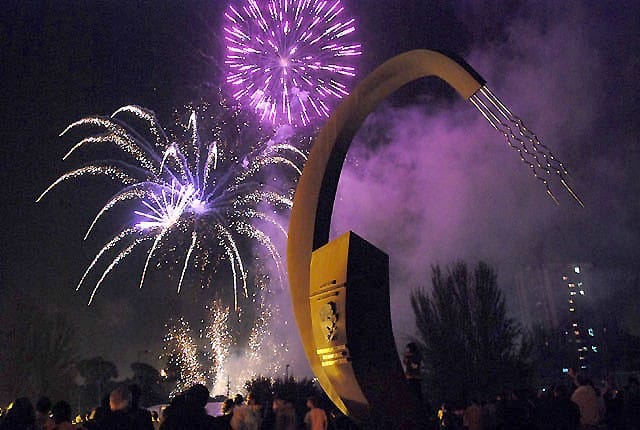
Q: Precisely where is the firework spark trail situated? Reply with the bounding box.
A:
[165,294,290,396]
[60,117,159,173]
[84,188,147,240]
[469,86,584,206]
[163,318,207,398]
[224,0,361,126]
[36,165,137,202]
[38,103,301,306]
[202,300,232,394]
[77,227,141,292]
[235,300,284,391]
[178,231,199,294]
[88,237,151,305]
[243,209,289,237]
[236,220,285,288]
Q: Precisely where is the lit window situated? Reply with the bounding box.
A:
[592,346,598,353]
[588,328,595,337]
[578,282,583,287]
[570,291,577,296]
[568,283,575,288]
[569,299,574,304]
[580,290,585,295]
[562,276,568,281]
[569,307,575,312]
[572,323,578,327]
[574,266,581,274]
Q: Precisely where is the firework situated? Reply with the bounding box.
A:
[38,102,304,307]
[162,318,207,398]
[235,298,286,389]
[163,295,289,396]
[202,299,233,394]
[224,0,361,127]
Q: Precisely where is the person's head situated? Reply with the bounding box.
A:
[110,385,132,411]
[553,384,568,399]
[35,396,52,415]
[186,384,210,409]
[129,384,142,408]
[406,342,418,354]
[272,397,283,411]
[222,399,235,415]
[4,398,35,427]
[306,396,319,410]
[575,372,590,387]
[51,401,72,424]
[233,393,244,406]
[89,406,108,422]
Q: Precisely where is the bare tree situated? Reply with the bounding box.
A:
[0,302,78,404]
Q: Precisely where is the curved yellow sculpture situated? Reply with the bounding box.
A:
[287,49,485,425]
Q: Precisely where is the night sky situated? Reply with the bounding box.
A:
[2,1,639,385]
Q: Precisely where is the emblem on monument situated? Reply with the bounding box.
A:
[319,301,338,342]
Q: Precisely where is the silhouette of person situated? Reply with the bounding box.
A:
[230,392,262,430]
[50,401,74,430]
[100,385,137,430]
[34,397,53,430]
[160,384,216,430]
[128,384,153,430]
[403,342,423,401]
[272,397,296,430]
[212,399,234,430]
[549,384,580,430]
[0,397,36,430]
[571,373,601,428]
[303,397,327,430]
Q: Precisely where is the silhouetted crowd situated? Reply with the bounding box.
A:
[1,371,639,430]
[0,383,330,430]
[431,374,640,430]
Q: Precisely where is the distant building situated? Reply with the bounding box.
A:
[562,264,599,371]
[514,263,600,371]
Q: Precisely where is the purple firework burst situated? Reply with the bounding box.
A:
[224,0,362,127]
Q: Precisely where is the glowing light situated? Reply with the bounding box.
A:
[38,102,304,307]
[224,0,361,126]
